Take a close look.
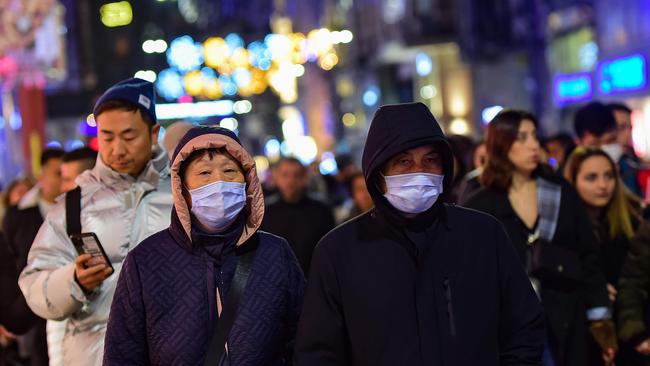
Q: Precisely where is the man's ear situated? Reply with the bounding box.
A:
[151,124,161,146]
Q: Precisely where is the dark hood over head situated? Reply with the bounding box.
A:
[361,102,454,227]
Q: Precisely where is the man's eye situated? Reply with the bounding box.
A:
[199,171,210,175]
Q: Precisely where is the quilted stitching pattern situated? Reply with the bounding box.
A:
[104,230,304,366]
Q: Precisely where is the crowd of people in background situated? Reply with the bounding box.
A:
[0,76,649,365]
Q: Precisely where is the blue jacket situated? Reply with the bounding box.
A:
[104,126,305,365]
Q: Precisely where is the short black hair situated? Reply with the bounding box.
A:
[573,102,617,139]
[40,148,64,166]
[277,157,306,172]
[545,132,576,154]
[607,102,632,115]
[62,147,97,172]
[94,99,156,129]
[63,147,97,163]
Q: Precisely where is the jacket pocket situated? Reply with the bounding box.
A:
[443,278,456,337]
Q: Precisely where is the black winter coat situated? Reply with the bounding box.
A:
[466,176,610,366]
[295,102,544,366]
[261,194,335,276]
[3,206,42,272]
[2,205,49,366]
[618,219,650,348]
[0,231,37,334]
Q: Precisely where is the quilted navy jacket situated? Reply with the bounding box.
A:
[104,126,305,365]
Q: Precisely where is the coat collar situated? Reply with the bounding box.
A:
[90,146,167,192]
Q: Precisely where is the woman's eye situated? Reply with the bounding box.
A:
[199,171,210,175]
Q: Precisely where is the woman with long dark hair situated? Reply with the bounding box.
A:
[466,110,614,366]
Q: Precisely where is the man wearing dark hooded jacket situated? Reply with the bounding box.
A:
[294,102,544,366]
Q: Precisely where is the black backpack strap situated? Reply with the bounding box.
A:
[203,234,258,366]
[65,186,82,237]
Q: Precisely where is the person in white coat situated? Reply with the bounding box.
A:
[19,78,173,366]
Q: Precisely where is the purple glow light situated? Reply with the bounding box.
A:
[553,73,593,106]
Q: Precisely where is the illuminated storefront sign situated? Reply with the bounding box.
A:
[553,73,592,105]
[598,54,648,95]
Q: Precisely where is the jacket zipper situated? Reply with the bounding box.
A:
[443,278,456,337]
[219,268,229,360]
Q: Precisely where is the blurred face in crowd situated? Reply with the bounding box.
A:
[613,109,633,148]
[40,158,63,203]
[579,129,617,148]
[473,143,487,169]
[97,109,159,177]
[575,155,616,208]
[507,119,541,175]
[381,144,443,192]
[182,150,245,207]
[274,159,307,203]
[545,140,566,169]
[8,182,31,206]
[60,160,92,193]
[351,175,373,212]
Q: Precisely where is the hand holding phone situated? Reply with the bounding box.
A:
[70,233,114,292]
[74,254,113,292]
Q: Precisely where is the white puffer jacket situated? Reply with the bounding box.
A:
[19,148,173,366]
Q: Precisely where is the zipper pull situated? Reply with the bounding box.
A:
[443,278,456,337]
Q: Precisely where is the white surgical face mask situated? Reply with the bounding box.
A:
[383,172,444,214]
[600,143,623,163]
[189,181,246,232]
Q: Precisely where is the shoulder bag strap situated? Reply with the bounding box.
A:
[65,186,82,237]
[203,234,258,366]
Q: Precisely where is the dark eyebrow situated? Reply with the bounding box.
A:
[99,128,137,136]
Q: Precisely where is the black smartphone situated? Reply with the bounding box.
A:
[69,233,114,272]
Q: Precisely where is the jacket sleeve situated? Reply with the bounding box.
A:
[569,187,611,316]
[281,238,306,365]
[17,203,88,321]
[2,207,19,259]
[495,221,545,365]
[294,241,348,366]
[617,220,650,345]
[104,252,149,365]
[0,232,38,334]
